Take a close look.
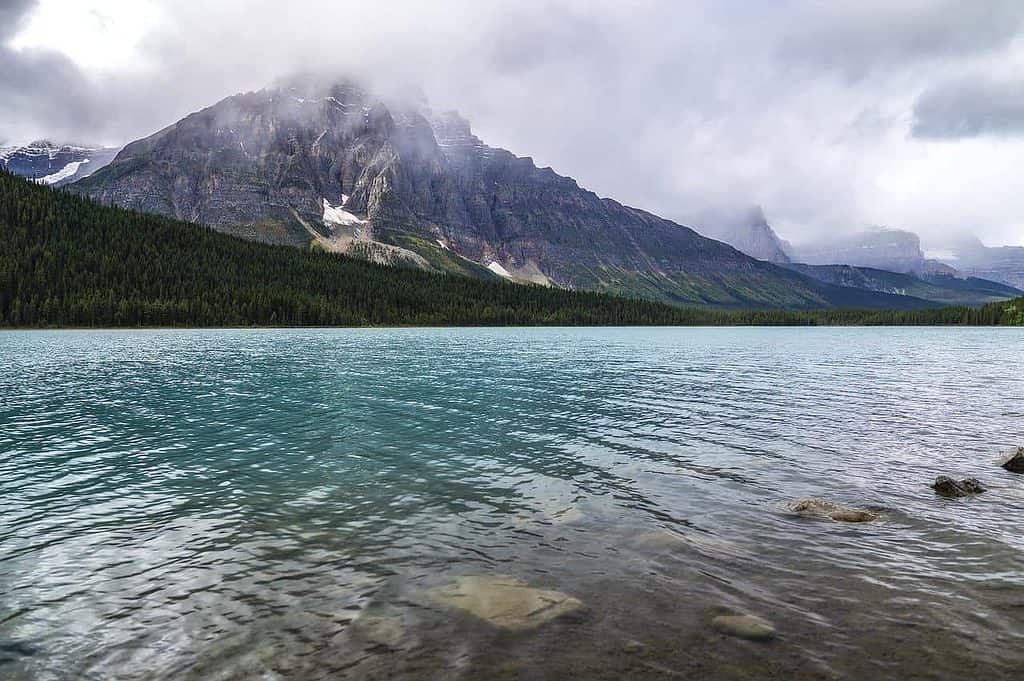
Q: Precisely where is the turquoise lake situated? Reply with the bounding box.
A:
[1,328,1022,679]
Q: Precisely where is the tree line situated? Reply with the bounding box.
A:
[1,170,1021,328]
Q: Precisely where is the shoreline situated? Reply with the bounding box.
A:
[1,323,1022,331]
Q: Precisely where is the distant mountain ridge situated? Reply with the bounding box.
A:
[937,238,1024,290]
[787,227,955,276]
[703,214,1021,307]
[1,140,119,186]
[782,263,1022,307]
[70,75,937,311]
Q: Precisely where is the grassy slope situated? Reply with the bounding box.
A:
[1,171,1021,328]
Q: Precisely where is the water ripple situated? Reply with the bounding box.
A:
[1,327,1022,679]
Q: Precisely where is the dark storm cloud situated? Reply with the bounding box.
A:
[0,0,101,143]
[776,0,1024,80]
[0,0,35,41]
[912,76,1024,139]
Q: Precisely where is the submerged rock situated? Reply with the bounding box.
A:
[427,575,584,631]
[351,612,405,648]
[633,529,750,558]
[711,613,776,642]
[932,476,987,498]
[548,506,585,525]
[788,498,879,523]
[1001,447,1024,474]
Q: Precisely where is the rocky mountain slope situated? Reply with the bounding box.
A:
[782,263,1022,307]
[72,77,937,310]
[695,207,791,263]
[1,141,119,186]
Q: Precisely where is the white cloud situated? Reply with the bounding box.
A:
[9,0,162,72]
[3,0,1023,248]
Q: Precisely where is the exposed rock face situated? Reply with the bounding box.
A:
[1001,447,1024,474]
[932,476,986,497]
[696,206,792,263]
[427,575,584,631]
[788,498,880,523]
[0,141,119,186]
[71,76,937,310]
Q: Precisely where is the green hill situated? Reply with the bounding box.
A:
[1,171,1021,328]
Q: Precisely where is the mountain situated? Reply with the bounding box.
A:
[936,238,1024,290]
[71,76,934,311]
[6,170,1022,327]
[695,207,791,263]
[781,263,1022,307]
[0,140,120,186]
[789,227,955,276]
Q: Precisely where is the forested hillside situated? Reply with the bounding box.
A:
[1,171,1021,328]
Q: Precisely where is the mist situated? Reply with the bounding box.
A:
[3,0,1024,247]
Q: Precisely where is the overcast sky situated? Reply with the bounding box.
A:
[2,0,1023,247]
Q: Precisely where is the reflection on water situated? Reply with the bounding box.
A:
[1,327,1022,679]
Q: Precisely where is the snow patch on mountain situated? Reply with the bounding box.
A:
[322,198,365,227]
[487,261,512,278]
[40,160,90,185]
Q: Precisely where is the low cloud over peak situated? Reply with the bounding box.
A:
[3,0,1024,247]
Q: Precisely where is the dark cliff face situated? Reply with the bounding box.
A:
[71,78,923,310]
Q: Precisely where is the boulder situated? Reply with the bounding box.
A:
[427,575,584,631]
[1001,447,1024,474]
[787,498,880,523]
[932,476,986,498]
[711,613,776,642]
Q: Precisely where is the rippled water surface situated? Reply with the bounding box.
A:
[2,328,1023,680]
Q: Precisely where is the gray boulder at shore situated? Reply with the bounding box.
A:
[1001,447,1024,473]
[932,476,986,498]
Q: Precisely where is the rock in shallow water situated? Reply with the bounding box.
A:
[427,575,584,631]
[788,498,880,522]
[1001,447,1024,474]
[932,476,987,498]
[711,614,776,642]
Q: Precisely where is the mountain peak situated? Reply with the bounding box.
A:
[68,77,943,310]
[695,205,791,263]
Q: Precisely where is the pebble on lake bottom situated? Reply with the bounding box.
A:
[621,639,646,653]
[710,613,776,642]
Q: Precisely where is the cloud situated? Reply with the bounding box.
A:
[2,0,1023,247]
[776,0,1024,79]
[912,76,1024,138]
[0,0,35,42]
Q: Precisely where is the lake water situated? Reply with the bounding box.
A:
[1,328,1022,680]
